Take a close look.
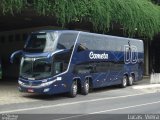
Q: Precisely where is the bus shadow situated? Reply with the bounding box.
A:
[21,85,124,101]
[91,85,122,93]
[21,93,70,101]
[21,83,139,101]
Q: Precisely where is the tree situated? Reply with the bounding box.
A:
[0,0,160,39]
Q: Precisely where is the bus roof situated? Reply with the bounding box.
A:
[32,30,143,42]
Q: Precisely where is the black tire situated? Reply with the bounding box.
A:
[81,79,89,95]
[121,75,127,88]
[68,81,77,98]
[128,75,134,86]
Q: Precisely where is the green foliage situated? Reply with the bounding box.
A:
[109,0,160,38]
[33,0,160,39]
[0,0,160,39]
[0,0,25,14]
[33,0,91,27]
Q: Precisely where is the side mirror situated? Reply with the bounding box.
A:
[10,50,23,63]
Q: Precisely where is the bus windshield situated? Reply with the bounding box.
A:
[56,33,78,50]
[20,57,52,79]
[24,32,78,52]
[24,32,57,52]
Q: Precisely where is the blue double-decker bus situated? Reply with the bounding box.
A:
[11,30,144,97]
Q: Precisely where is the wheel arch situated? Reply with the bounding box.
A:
[123,73,129,79]
[130,72,136,81]
[73,77,81,93]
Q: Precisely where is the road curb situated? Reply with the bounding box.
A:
[133,84,160,89]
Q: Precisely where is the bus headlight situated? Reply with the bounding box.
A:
[18,79,57,88]
[57,77,62,81]
[18,80,24,85]
[43,88,50,92]
[41,80,56,87]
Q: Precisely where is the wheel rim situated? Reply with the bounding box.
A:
[85,81,89,92]
[73,83,77,95]
[123,77,127,86]
[129,76,133,85]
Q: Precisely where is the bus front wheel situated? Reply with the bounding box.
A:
[81,79,89,95]
[69,81,78,98]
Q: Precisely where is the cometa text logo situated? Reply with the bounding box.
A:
[89,51,108,60]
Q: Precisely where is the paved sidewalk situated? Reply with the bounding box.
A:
[134,76,150,85]
[132,76,160,92]
[0,81,40,105]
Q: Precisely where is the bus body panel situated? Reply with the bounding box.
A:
[15,30,144,95]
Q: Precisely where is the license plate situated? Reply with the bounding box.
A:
[28,89,34,93]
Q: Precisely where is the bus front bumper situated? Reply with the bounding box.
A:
[18,79,67,95]
[18,86,56,94]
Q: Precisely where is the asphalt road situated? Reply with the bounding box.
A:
[0,82,160,120]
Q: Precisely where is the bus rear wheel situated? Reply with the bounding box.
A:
[81,79,89,95]
[128,75,134,86]
[121,76,127,88]
[69,81,77,98]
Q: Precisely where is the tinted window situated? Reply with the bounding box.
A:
[78,33,131,52]
[20,58,52,79]
[74,62,95,74]
[57,33,77,50]
[24,33,47,52]
[24,33,56,52]
[110,62,123,71]
[95,62,110,72]
[78,33,110,51]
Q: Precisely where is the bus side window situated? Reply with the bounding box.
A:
[53,62,63,74]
